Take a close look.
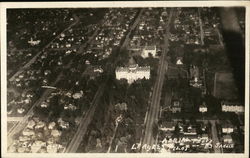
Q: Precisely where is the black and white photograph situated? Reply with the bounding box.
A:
[1,1,249,157]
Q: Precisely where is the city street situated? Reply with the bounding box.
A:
[4,6,245,154]
[7,16,99,149]
[65,83,106,152]
[142,8,174,152]
[198,8,204,45]
[7,73,63,148]
[210,120,223,153]
[66,9,143,152]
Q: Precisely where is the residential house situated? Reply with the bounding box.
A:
[47,144,59,153]
[223,134,233,144]
[30,140,46,153]
[221,101,244,113]
[35,121,46,129]
[171,100,181,113]
[159,121,176,131]
[48,122,56,130]
[199,102,207,113]
[184,125,197,136]
[27,119,36,129]
[221,120,234,134]
[51,129,62,137]
[141,45,157,58]
[22,128,35,136]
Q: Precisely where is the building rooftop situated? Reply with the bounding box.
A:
[143,45,156,50]
[115,65,150,72]
[116,56,150,72]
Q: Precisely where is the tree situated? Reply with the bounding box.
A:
[33,106,49,121]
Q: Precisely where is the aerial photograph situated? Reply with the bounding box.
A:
[5,6,245,154]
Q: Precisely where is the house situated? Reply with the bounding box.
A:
[61,121,69,129]
[189,77,202,88]
[35,121,46,129]
[199,102,207,113]
[159,121,176,131]
[72,91,83,99]
[30,140,46,153]
[85,60,90,65]
[27,119,36,129]
[51,129,62,137]
[114,102,128,111]
[58,118,69,129]
[22,128,35,136]
[184,126,197,136]
[223,135,233,144]
[47,144,59,153]
[200,122,207,132]
[221,104,244,113]
[48,122,56,130]
[19,136,31,142]
[176,57,183,65]
[40,101,49,108]
[64,103,77,110]
[221,101,244,113]
[221,120,234,134]
[141,45,157,58]
[17,107,25,114]
[171,100,181,113]
[93,67,104,73]
[28,37,41,46]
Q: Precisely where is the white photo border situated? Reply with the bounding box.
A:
[1,1,249,158]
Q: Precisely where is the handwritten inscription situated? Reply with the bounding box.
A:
[131,141,234,152]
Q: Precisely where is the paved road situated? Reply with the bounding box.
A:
[7,17,99,150]
[7,74,62,148]
[210,120,222,153]
[215,27,224,46]
[198,8,204,45]
[213,72,218,96]
[107,124,118,153]
[65,83,106,152]
[142,8,174,153]
[65,9,144,153]
[121,8,144,50]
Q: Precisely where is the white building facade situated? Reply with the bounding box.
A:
[115,64,150,84]
[221,101,244,113]
[141,45,157,58]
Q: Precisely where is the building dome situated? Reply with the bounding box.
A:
[128,57,138,70]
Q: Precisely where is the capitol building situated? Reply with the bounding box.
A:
[115,57,150,84]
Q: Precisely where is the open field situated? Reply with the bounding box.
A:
[214,72,239,100]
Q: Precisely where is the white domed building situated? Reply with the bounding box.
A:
[115,57,150,84]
